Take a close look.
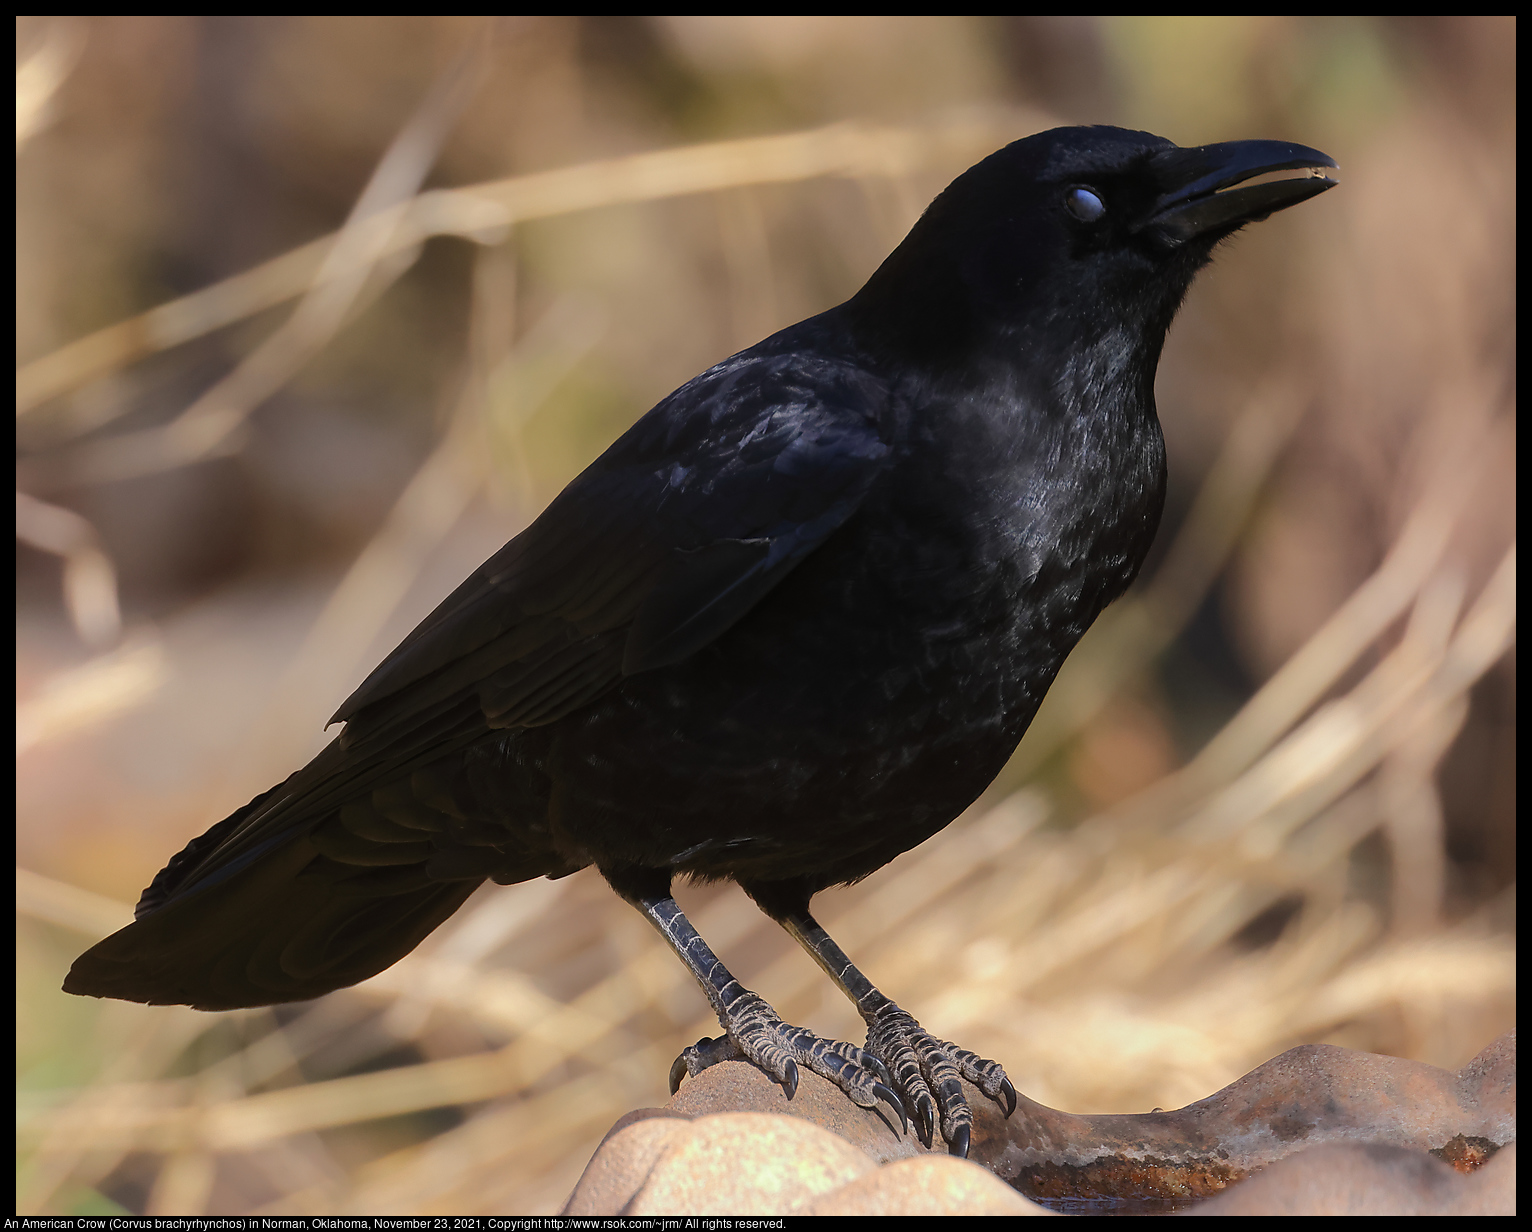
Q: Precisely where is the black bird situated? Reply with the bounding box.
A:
[66,126,1336,1156]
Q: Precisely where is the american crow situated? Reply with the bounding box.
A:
[66,126,1336,1156]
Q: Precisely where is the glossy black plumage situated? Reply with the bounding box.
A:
[66,125,1336,1151]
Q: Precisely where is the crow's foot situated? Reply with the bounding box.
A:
[669,991,906,1133]
[864,1005,1016,1157]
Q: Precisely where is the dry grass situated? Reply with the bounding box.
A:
[17,17,1514,1217]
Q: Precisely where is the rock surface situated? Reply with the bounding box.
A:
[1182,1140,1516,1216]
[561,1031,1516,1215]
[563,1110,1050,1216]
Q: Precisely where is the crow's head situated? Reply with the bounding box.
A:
[848,125,1337,382]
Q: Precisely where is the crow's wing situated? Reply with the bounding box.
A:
[149,346,893,912]
[335,349,893,738]
[64,346,894,1007]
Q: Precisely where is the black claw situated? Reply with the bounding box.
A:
[948,1123,970,1159]
[872,1081,908,1135]
[866,1054,894,1089]
[668,1053,689,1095]
[915,1099,935,1148]
[780,1057,799,1100]
[1000,1077,1018,1119]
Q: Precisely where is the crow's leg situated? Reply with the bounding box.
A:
[607,866,904,1132]
[749,883,1017,1158]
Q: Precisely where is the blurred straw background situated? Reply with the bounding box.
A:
[16,16,1514,1216]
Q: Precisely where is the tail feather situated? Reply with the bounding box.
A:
[65,731,574,1010]
[64,836,489,1009]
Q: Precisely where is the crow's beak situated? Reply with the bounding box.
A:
[1139,139,1338,245]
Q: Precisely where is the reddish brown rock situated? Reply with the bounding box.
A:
[976,1029,1515,1204]
[1181,1140,1516,1216]
[562,1031,1516,1215]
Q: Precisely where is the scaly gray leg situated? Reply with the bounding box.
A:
[758,889,1018,1158]
[609,870,906,1135]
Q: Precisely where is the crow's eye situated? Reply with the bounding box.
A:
[1064,186,1106,222]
